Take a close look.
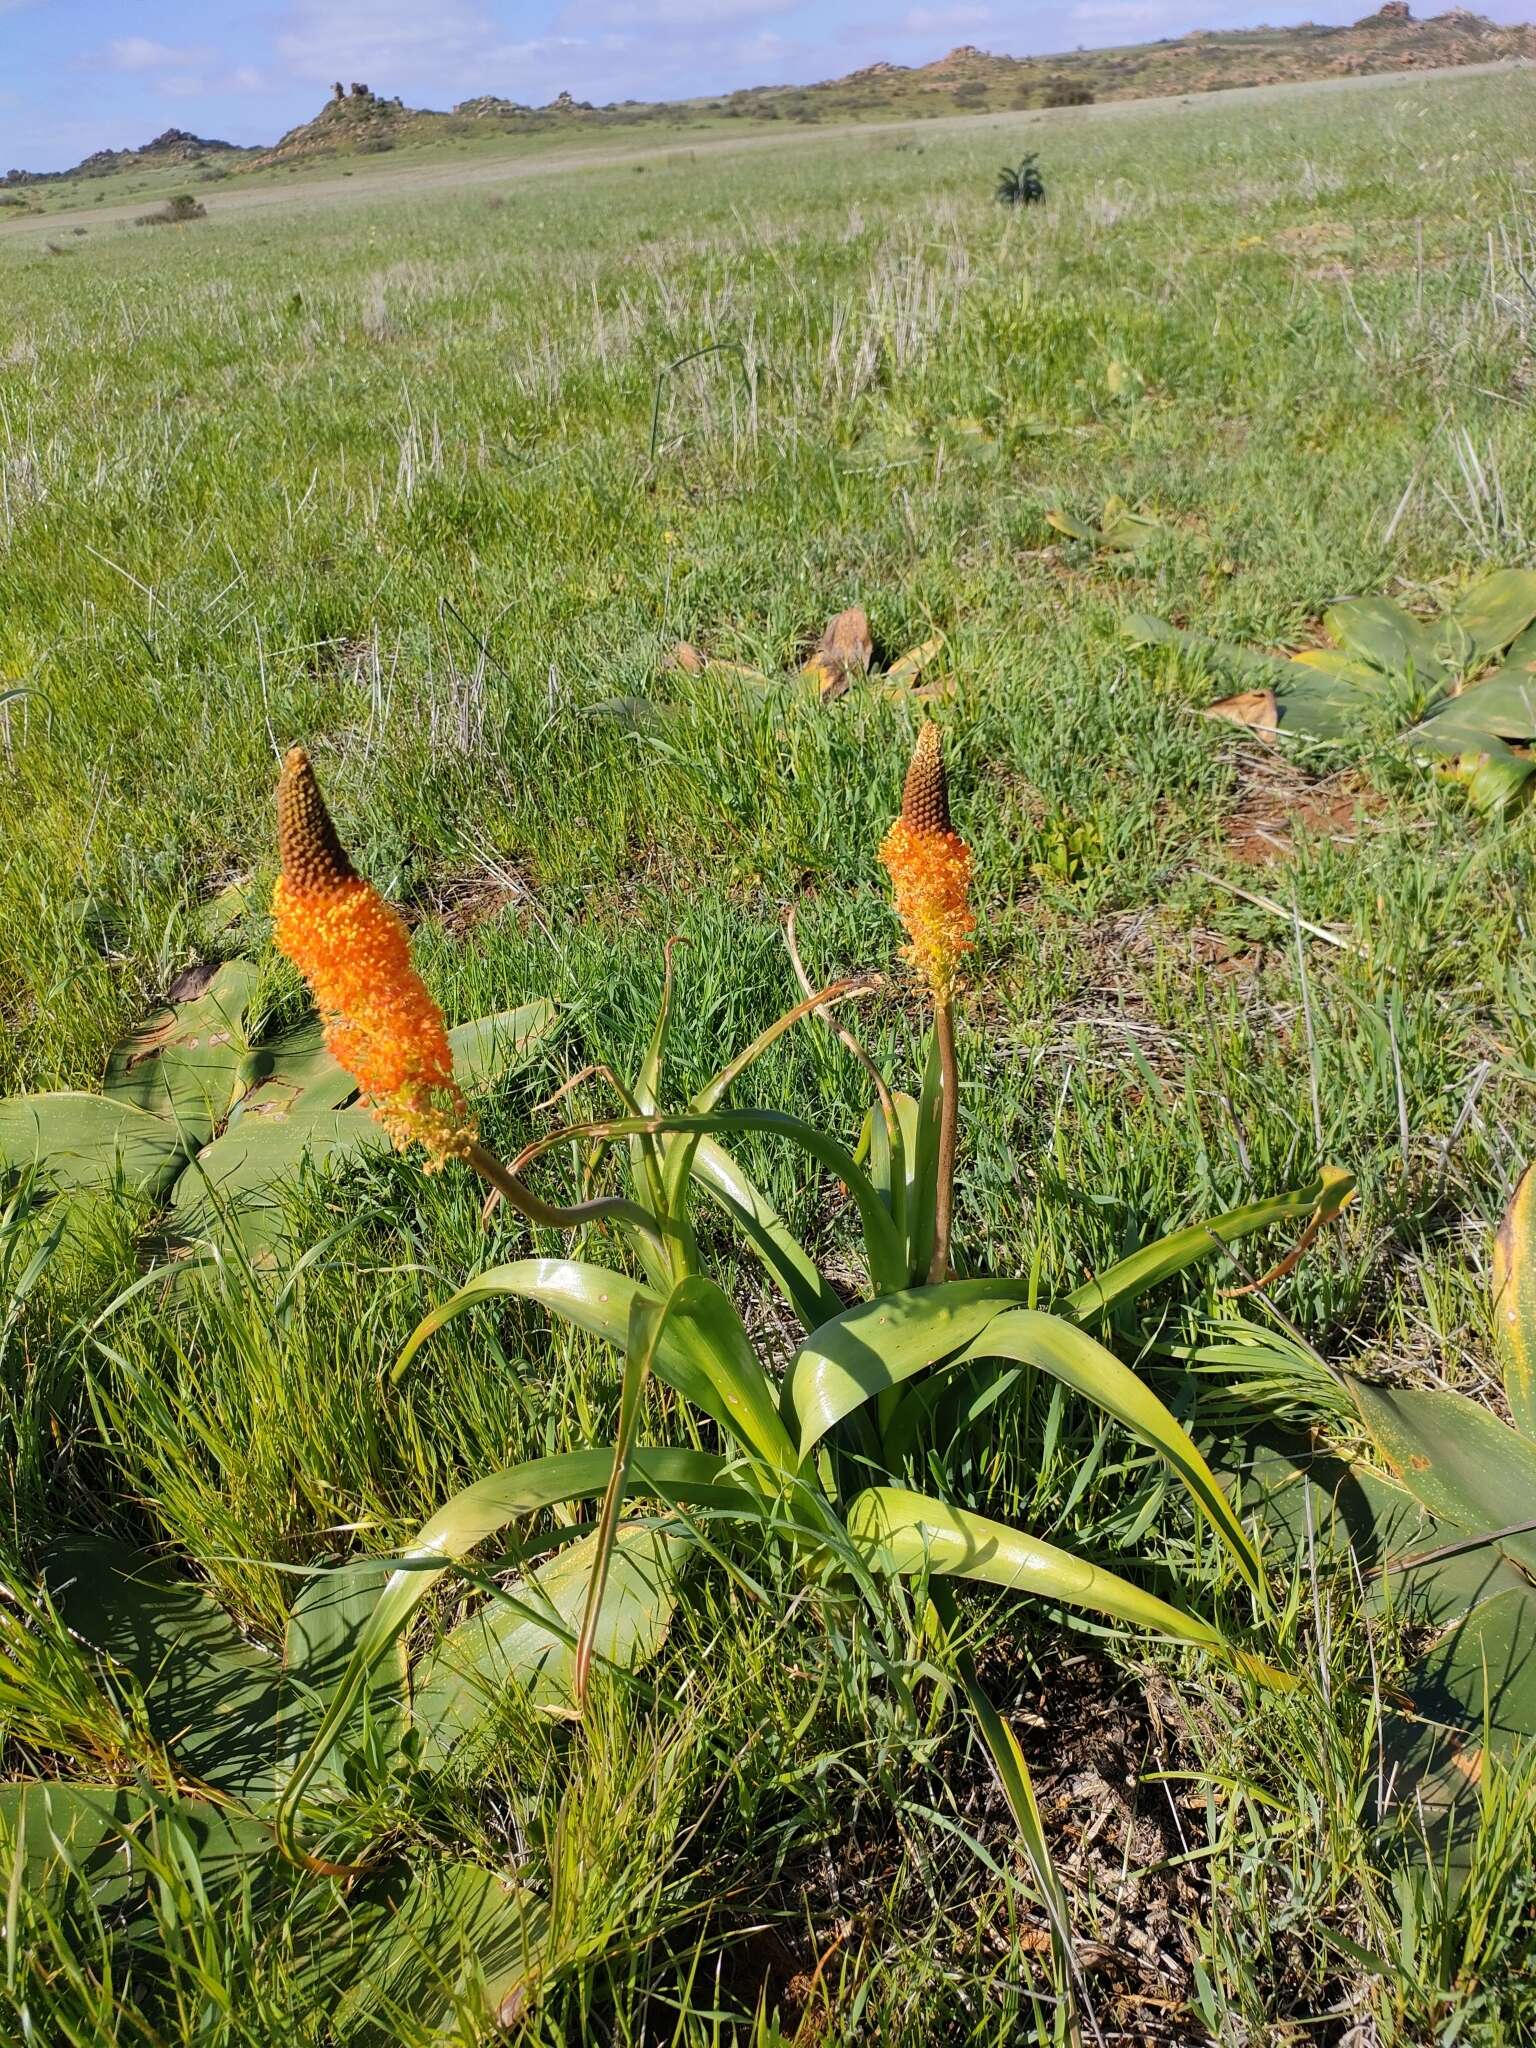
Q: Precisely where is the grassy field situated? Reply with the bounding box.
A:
[3,63,1536,2045]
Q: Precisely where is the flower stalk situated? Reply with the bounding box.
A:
[880,721,974,1284]
[273,746,666,1256]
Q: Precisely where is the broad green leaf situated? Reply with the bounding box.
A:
[1437,568,1536,670]
[1346,1379,1536,1577]
[233,1018,357,1119]
[691,1134,841,1331]
[1498,617,1536,674]
[447,1001,559,1092]
[1098,502,1164,552]
[1457,751,1532,817]
[0,1783,270,1907]
[170,1105,388,1255]
[331,1859,549,2036]
[414,1522,684,1765]
[1061,1172,1351,1323]
[102,959,261,1134]
[1269,668,1368,742]
[1416,669,1536,742]
[1214,1427,1527,1633]
[846,1487,1282,1681]
[0,1093,189,1199]
[1382,1584,1536,1886]
[1045,507,1096,543]
[281,1558,406,1798]
[1493,1166,1536,1438]
[51,1543,283,1806]
[229,1003,559,1129]
[1123,614,1299,687]
[1288,648,1386,685]
[277,1447,751,1858]
[1323,596,1446,681]
[1404,1585,1536,1744]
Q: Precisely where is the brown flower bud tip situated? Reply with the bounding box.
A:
[277,745,357,894]
[900,721,951,837]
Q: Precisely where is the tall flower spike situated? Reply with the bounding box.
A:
[879,722,974,1002]
[272,746,473,1169]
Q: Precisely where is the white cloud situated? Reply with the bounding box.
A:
[588,0,797,24]
[157,74,209,100]
[1070,0,1176,18]
[903,4,993,29]
[109,36,208,72]
[230,66,266,93]
[274,0,497,89]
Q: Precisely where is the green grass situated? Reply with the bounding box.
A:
[3,65,1536,2043]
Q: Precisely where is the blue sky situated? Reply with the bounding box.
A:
[2,0,1526,172]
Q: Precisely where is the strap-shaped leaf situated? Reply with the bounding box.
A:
[510,1109,908,1294]
[791,1293,1261,1592]
[394,1259,731,1438]
[964,1310,1260,1592]
[690,1135,841,1330]
[576,1289,674,1702]
[847,1487,1286,1684]
[1493,1165,1536,1438]
[1060,1172,1351,1323]
[658,1273,798,1472]
[395,1259,793,1469]
[925,1582,1074,1995]
[276,1447,754,1860]
[785,1279,1032,1454]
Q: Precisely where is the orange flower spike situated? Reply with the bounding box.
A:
[879,722,975,1002]
[271,746,473,1169]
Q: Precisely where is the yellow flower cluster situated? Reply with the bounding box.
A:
[879,722,974,1002]
[272,747,473,1168]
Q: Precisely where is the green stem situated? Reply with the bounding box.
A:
[927,999,958,1286]
[463,1140,669,1264]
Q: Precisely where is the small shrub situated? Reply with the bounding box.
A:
[356,137,396,154]
[135,193,206,227]
[1043,78,1095,107]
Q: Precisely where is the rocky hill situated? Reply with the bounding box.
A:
[2,127,250,189]
[7,10,1533,186]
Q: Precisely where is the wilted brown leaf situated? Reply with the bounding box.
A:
[803,605,873,702]
[1203,688,1279,737]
